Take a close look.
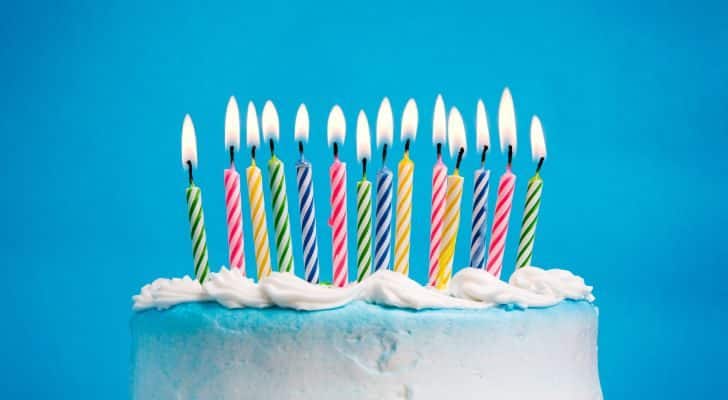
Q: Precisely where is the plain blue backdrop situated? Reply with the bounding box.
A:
[2,0,726,398]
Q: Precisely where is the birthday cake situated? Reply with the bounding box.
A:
[131,92,602,399]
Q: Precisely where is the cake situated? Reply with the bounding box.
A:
[131,266,601,399]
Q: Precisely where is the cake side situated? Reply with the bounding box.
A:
[131,301,602,400]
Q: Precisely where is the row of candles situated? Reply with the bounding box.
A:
[180,88,547,289]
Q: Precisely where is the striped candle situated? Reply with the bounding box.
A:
[329,158,348,287]
[516,174,543,268]
[436,173,463,290]
[296,160,320,283]
[469,169,490,268]
[246,162,272,279]
[393,153,414,275]
[268,156,294,274]
[186,185,210,283]
[224,166,245,272]
[374,167,393,272]
[356,179,373,281]
[485,168,516,279]
[428,158,447,286]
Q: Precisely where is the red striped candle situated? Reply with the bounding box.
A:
[224,165,245,272]
[485,168,515,278]
[428,157,447,286]
[327,105,348,287]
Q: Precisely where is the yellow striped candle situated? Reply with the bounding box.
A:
[393,99,417,275]
[245,101,272,279]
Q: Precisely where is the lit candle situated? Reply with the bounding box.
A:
[516,116,546,269]
[262,100,295,274]
[327,105,348,287]
[436,107,467,290]
[428,94,447,287]
[394,99,418,276]
[223,96,246,273]
[469,99,491,269]
[485,88,518,279]
[294,104,321,283]
[181,114,210,283]
[374,98,394,272]
[355,110,373,282]
[245,102,272,279]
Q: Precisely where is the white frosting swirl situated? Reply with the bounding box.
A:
[132,266,594,312]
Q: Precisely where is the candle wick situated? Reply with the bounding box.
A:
[333,142,339,158]
[362,158,367,177]
[187,160,194,185]
[436,142,442,157]
[229,146,235,165]
[251,146,256,160]
[298,141,304,156]
[455,147,464,171]
[508,145,513,167]
[536,157,544,173]
[269,139,275,155]
[481,145,488,167]
[382,144,388,164]
[404,139,411,154]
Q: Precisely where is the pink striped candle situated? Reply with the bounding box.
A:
[428,156,447,286]
[327,105,348,287]
[224,96,245,272]
[485,167,515,278]
[485,87,518,279]
[224,165,245,272]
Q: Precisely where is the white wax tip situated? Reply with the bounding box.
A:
[432,94,446,145]
[376,97,393,147]
[181,114,198,169]
[356,110,372,162]
[400,98,418,142]
[225,96,240,151]
[294,104,309,143]
[476,99,490,151]
[447,107,467,158]
[530,115,547,161]
[498,87,517,154]
[246,101,260,148]
[327,105,346,146]
[261,100,280,142]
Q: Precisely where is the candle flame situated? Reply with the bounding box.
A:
[400,98,418,142]
[181,113,198,169]
[327,105,346,146]
[433,94,446,145]
[261,100,280,142]
[447,107,467,158]
[530,115,547,161]
[294,103,309,143]
[356,110,371,162]
[476,99,490,151]
[498,87,517,154]
[225,96,240,151]
[246,101,260,148]
[376,97,393,147]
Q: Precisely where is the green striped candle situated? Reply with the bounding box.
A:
[268,155,294,274]
[516,115,547,269]
[186,184,210,282]
[356,179,373,281]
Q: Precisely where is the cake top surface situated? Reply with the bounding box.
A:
[133,266,595,312]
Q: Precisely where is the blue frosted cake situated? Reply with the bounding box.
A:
[131,267,601,399]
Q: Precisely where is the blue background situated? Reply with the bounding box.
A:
[2,0,726,398]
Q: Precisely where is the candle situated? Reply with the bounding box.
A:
[245,102,272,279]
[262,100,295,274]
[355,110,373,281]
[428,94,447,287]
[181,114,210,283]
[374,97,394,272]
[294,104,321,283]
[485,88,518,279]
[436,108,467,290]
[327,105,348,287]
[394,99,418,276]
[469,99,491,269]
[223,96,246,273]
[516,116,547,269]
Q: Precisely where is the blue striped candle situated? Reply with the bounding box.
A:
[296,159,320,283]
[469,169,490,268]
[374,166,393,272]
